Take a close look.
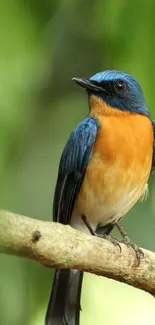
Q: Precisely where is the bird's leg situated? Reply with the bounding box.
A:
[81,215,121,250]
[114,221,144,265]
[81,215,96,236]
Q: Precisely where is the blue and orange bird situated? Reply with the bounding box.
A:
[45,70,155,325]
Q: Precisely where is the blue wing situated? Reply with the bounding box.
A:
[151,120,155,175]
[53,117,99,224]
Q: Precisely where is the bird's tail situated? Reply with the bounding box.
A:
[45,222,113,325]
[45,268,83,325]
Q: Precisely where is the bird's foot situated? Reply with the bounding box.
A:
[120,235,144,266]
[115,221,144,266]
[81,215,121,251]
[96,233,121,251]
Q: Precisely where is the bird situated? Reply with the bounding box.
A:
[45,70,155,325]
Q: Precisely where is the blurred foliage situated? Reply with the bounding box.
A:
[0,0,155,324]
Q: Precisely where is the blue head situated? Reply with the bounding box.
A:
[72,70,149,116]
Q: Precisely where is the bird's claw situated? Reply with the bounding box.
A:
[121,236,144,266]
[96,233,122,252]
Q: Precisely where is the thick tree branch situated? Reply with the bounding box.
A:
[0,209,155,295]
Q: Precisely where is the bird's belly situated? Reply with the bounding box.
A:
[74,164,148,225]
[71,152,151,232]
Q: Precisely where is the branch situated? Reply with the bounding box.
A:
[0,209,155,296]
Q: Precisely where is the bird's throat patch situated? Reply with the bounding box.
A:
[89,95,130,117]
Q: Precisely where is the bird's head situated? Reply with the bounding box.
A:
[72,70,149,117]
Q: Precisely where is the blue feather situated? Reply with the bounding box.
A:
[53,117,99,224]
[89,70,149,116]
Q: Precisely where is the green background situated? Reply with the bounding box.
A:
[0,0,155,324]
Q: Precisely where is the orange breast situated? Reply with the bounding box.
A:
[73,107,153,227]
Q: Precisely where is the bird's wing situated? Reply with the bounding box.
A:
[53,117,99,224]
[151,120,155,175]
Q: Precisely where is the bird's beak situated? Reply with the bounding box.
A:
[72,77,103,92]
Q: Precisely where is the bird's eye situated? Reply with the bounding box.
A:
[114,79,127,92]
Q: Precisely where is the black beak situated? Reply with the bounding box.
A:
[72,77,104,92]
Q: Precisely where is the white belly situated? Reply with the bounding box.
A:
[70,183,148,235]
